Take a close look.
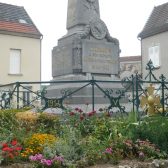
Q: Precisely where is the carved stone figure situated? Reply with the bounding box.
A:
[73,38,82,70]
[83,0,99,19]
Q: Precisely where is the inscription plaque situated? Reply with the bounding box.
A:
[82,40,119,74]
[45,98,63,109]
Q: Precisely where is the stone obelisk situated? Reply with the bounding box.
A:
[47,0,121,105]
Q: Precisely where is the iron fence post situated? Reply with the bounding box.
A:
[16,82,20,109]
[160,74,165,114]
[135,73,140,122]
[132,75,135,113]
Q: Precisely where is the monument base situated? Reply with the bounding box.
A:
[46,74,125,109]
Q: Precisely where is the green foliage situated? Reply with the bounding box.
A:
[127,110,137,123]
[36,113,61,135]
[132,116,168,154]
[55,126,84,164]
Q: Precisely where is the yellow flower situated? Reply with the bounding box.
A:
[21,133,57,158]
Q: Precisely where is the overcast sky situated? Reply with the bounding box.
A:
[1,0,168,81]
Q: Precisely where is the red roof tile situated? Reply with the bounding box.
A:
[120,56,141,62]
[0,20,41,36]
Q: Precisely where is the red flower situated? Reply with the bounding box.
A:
[75,107,79,111]
[11,140,17,146]
[14,147,22,151]
[2,147,13,152]
[88,112,93,117]
[2,143,8,148]
[69,112,75,116]
[78,109,83,113]
[8,153,14,159]
[92,110,96,114]
[80,115,84,121]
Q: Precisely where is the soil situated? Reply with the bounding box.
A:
[0,160,152,168]
[88,159,152,168]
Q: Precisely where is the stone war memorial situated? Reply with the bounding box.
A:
[47,0,121,108]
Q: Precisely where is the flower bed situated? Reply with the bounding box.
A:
[0,108,168,167]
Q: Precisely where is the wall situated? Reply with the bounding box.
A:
[141,31,168,79]
[0,34,41,91]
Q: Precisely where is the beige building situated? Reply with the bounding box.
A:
[0,3,42,107]
[0,3,42,85]
[138,2,168,79]
[0,3,42,87]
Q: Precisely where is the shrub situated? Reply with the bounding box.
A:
[132,116,168,154]
[36,113,61,135]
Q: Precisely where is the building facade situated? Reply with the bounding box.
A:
[0,3,42,107]
[0,3,42,88]
[138,2,168,79]
[119,56,142,79]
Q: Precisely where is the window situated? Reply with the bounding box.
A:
[9,49,21,74]
[18,19,27,24]
[148,45,160,67]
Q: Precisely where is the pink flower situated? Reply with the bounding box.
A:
[139,151,145,160]
[29,155,37,161]
[41,159,52,166]
[53,156,64,162]
[29,154,43,161]
[35,154,43,160]
[104,147,112,154]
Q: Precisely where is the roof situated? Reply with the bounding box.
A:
[120,56,141,62]
[0,2,42,38]
[138,2,168,39]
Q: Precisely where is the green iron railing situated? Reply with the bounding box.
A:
[0,60,168,118]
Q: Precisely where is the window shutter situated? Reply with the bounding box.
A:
[148,46,160,67]
[9,49,21,74]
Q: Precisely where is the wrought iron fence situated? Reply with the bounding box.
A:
[0,60,168,118]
